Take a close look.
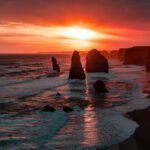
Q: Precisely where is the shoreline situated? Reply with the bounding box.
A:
[127,106,150,150]
[103,80,150,150]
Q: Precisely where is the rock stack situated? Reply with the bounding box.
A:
[86,49,109,73]
[51,57,60,72]
[69,51,86,80]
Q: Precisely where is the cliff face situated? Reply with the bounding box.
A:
[123,47,150,65]
[109,50,118,59]
[146,52,150,72]
[118,48,126,61]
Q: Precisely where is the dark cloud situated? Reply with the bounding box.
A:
[0,0,150,29]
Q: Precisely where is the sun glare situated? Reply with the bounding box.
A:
[62,26,99,40]
[0,23,115,51]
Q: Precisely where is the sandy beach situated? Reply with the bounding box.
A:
[104,80,150,150]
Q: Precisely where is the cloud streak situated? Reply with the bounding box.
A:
[0,0,150,29]
[0,0,150,53]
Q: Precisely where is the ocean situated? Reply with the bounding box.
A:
[0,53,149,150]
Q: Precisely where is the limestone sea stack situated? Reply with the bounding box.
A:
[69,51,86,80]
[86,49,109,73]
[146,52,150,72]
[51,57,60,72]
[100,50,109,59]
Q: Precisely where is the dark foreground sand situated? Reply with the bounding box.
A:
[128,106,150,150]
[98,138,138,150]
[102,81,150,150]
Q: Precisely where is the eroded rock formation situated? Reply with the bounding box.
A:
[94,80,108,93]
[52,57,60,72]
[86,49,109,73]
[69,51,85,80]
[42,105,56,112]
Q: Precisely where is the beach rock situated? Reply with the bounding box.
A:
[51,57,60,72]
[69,51,86,80]
[63,106,74,112]
[94,80,108,93]
[123,46,150,65]
[146,52,150,72]
[86,49,109,73]
[42,105,56,112]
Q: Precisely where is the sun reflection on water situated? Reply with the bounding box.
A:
[82,106,99,146]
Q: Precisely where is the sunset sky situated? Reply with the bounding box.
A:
[0,0,150,53]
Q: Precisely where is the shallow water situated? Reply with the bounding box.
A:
[0,54,149,149]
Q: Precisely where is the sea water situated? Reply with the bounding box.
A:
[0,54,149,150]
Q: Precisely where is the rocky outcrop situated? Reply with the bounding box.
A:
[123,47,150,65]
[94,80,108,93]
[86,49,109,73]
[63,106,74,112]
[69,51,86,80]
[42,105,56,112]
[51,57,60,72]
[146,52,150,72]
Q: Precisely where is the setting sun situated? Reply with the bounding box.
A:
[0,22,122,52]
[64,26,96,40]
[61,26,101,40]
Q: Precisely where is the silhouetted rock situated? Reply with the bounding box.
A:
[109,50,118,59]
[63,106,74,112]
[86,49,109,73]
[51,57,60,72]
[146,52,150,72]
[100,50,109,58]
[123,47,150,65]
[118,48,126,61]
[42,105,56,112]
[94,80,108,93]
[69,51,85,80]
[56,92,61,96]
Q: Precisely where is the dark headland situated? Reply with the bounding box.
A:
[101,46,150,150]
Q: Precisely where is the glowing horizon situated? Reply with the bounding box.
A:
[0,0,150,53]
[0,22,124,53]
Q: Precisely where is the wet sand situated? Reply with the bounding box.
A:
[127,81,150,150]
[98,138,138,150]
[127,106,150,150]
[103,81,150,150]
